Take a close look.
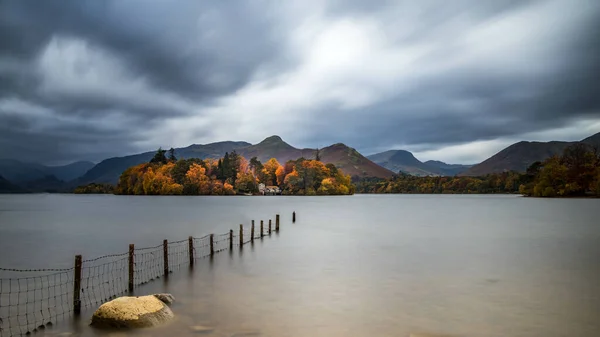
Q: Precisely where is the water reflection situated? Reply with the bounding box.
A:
[1,195,599,336]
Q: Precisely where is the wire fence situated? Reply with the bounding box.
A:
[0,213,286,336]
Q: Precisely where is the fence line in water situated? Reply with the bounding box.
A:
[0,213,289,336]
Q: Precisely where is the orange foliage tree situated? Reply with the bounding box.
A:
[115,154,354,196]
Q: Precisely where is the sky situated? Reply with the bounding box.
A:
[1,0,599,165]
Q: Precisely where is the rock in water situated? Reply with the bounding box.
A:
[90,295,174,328]
[153,293,175,305]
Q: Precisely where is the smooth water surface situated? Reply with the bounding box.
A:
[1,194,599,337]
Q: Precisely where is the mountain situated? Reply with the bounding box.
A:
[461,132,600,176]
[367,150,439,176]
[320,143,395,178]
[0,175,24,193]
[21,175,68,193]
[76,136,394,185]
[178,141,252,159]
[582,132,600,148]
[76,141,252,185]
[424,160,472,176]
[47,161,95,181]
[0,159,94,183]
[237,136,314,164]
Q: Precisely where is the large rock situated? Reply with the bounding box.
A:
[90,294,174,329]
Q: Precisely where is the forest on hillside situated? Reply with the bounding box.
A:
[107,149,354,195]
[356,143,600,197]
[74,143,600,198]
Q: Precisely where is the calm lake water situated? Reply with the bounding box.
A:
[0,194,599,337]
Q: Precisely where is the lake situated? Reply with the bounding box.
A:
[0,194,599,337]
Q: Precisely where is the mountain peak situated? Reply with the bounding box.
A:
[259,135,284,144]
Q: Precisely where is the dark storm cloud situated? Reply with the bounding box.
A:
[295,0,600,156]
[0,0,283,163]
[1,0,599,164]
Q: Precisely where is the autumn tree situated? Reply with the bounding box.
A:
[262,158,282,186]
[186,163,211,194]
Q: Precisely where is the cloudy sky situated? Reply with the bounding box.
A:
[1,0,599,165]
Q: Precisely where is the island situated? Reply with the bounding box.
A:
[108,149,354,196]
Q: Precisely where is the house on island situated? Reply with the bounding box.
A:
[258,183,281,195]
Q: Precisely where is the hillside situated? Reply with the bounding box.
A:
[321,144,395,178]
[460,141,573,176]
[367,150,438,176]
[0,159,94,183]
[238,137,395,179]
[21,175,68,193]
[47,161,95,181]
[76,141,250,185]
[424,160,472,176]
[237,136,313,164]
[582,132,600,148]
[366,150,471,176]
[0,175,24,193]
[76,136,394,185]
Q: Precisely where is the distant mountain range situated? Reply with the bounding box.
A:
[1,131,599,193]
[366,150,471,176]
[460,132,600,176]
[0,159,95,183]
[75,141,251,185]
[75,136,394,185]
[0,174,24,193]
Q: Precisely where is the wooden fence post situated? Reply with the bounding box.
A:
[268,219,272,235]
[229,230,233,250]
[128,244,134,292]
[239,224,244,246]
[73,255,82,315]
[293,211,296,223]
[260,220,264,238]
[251,220,255,243]
[276,214,280,232]
[210,234,215,256]
[163,240,169,277]
[188,236,194,267]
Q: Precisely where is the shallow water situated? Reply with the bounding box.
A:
[1,194,599,336]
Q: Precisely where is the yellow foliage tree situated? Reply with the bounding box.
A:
[262,158,282,186]
[186,163,211,194]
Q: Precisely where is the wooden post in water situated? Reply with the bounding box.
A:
[210,234,215,256]
[128,244,134,292]
[251,220,255,243]
[268,219,272,235]
[188,236,194,267]
[163,240,169,277]
[293,211,296,223]
[229,230,233,250]
[276,214,280,232]
[260,220,264,238]
[239,224,244,246]
[73,255,82,315]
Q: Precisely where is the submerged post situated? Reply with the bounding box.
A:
[276,214,280,232]
[239,224,244,246]
[188,236,194,267]
[73,255,82,315]
[293,211,296,223]
[128,244,134,292]
[229,230,233,250]
[163,240,169,277]
[260,220,264,238]
[268,219,272,235]
[251,220,255,243]
[210,234,215,256]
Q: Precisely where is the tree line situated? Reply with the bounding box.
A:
[356,143,600,197]
[113,148,354,195]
